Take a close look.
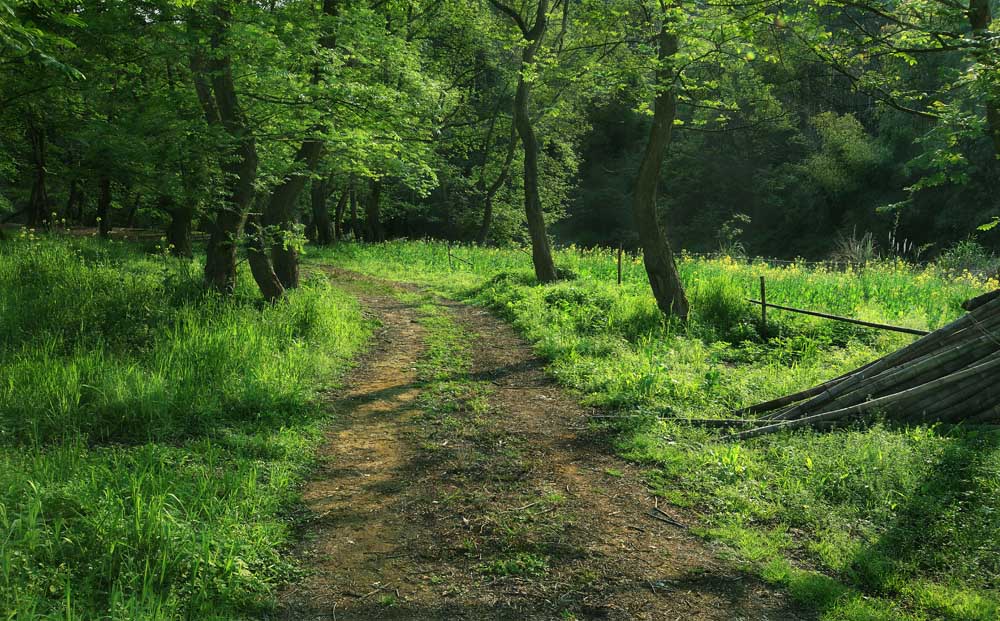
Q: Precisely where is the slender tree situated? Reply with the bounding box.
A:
[490,0,558,281]
[476,116,517,245]
[332,185,348,241]
[632,18,689,319]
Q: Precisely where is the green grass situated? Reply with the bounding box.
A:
[0,234,370,619]
[479,552,549,578]
[311,240,1000,621]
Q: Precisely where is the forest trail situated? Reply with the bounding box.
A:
[277,269,809,620]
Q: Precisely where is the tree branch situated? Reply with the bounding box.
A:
[488,0,528,36]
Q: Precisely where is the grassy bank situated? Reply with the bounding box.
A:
[0,235,370,619]
[313,240,999,621]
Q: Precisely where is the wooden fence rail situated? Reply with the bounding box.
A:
[747,298,930,336]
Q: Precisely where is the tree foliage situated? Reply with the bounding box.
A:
[1,0,997,300]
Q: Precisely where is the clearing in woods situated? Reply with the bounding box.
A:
[276,268,810,620]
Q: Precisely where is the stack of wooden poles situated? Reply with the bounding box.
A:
[723,290,1000,441]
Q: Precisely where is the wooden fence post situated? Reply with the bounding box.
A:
[760,275,767,339]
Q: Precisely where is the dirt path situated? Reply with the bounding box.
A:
[277,270,810,620]
[278,284,432,619]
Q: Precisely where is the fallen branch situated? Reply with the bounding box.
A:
[359,583,390,599]
[647,507,686,528]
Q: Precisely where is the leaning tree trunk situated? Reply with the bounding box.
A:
[246,212,284,302]
[365,179,384,242]
[511,9,557,282]
[632,26,689,320]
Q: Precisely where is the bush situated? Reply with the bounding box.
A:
[936,239,1000,276]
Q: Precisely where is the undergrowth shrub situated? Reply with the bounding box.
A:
[936,239,1000,277]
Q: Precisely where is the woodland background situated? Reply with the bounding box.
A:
[3,0,999,267]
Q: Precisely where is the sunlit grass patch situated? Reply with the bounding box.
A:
[0,236,370,618]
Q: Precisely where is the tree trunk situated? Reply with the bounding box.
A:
[125,192,141,228]
[271,231,300,290]
[203,206,248,294]
[333,185,347,241]
[246,213,284,302]
[26,118,49,229]
[255,0,340,291]
[76,190,86,224]
[204,92,257,294]
[349,180,359,240]
[65,178,80,226]
[192,7,259,295]
[632,26,689,320]
[97,175,112,238]
[304,209,317,243]
[477,197,495,245]
[505,0,557,282]
[969,0,1000,156]
[311,177,335,245]
[365,179,384,242]
[163,197,194,258]
[476,120,516,245]
[986,105,1000,157]
[262,139,323,290]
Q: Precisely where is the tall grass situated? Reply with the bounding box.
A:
[313,240,1000,621]
[319,239,989,330]
[0,234,369,619]
[315,240,992,414]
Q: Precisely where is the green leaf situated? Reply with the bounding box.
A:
[977,218,1000,232]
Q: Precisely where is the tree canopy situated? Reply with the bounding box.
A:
[2,0,998,310]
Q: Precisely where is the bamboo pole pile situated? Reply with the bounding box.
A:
[724,292,1000,441]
